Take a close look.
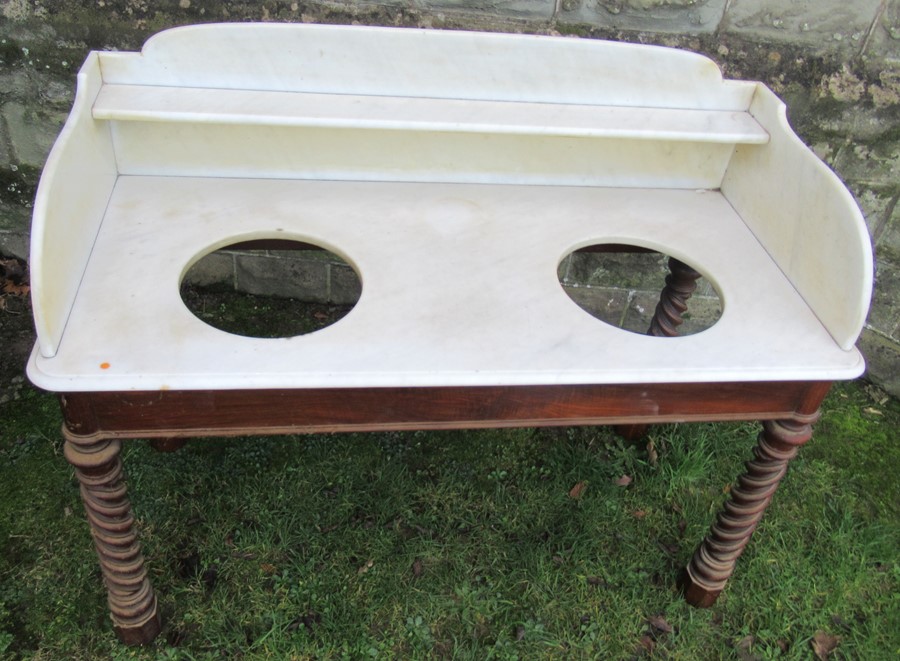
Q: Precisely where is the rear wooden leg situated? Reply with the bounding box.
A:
[614,423,650,442]
[647,257,702,337]
[63,429,161,645]
[149,437,187,453]
[616,258,702,440]
[683,415,817,607]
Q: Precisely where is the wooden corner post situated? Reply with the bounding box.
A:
[683,383,830,607]
[61,396,161,645]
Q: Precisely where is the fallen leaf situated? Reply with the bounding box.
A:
[648,615,673,634]
[569,481,587,499]
[313,311,329,320]
[677,518,687,536]
[614,474,632,487]
[632,509,647,519]
[637,633,655,655]
[1,282,29,296]
[515,625,526,641]
[358,558,374,574]
[260,562,276,574]
[811,631,839,659]
[733,634,758,661]
[657,540,680,556]
[646,439,658,466]
[412,557,423,578]
[586,576,608,588]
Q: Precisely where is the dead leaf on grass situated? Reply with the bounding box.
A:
[1,282,29,297]
[358,558,374,574]
[260,562,276,575]
[733,634,759,661]
[648,615,673,634]
[411,557,423,578]
[646,439,658,466]
[568,481,587,499]
[636,633,655,655]
[632,509,647,519]
[586,576,609,588]
[657,540,679,556]
[811,630,840,659]
[614,474,632,487]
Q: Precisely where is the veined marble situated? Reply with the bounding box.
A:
[27,24,872,391]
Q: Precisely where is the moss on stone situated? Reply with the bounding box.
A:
[0,39,23,66]
[0,166,38,208]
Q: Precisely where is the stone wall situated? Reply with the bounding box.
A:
[1,0,898,394]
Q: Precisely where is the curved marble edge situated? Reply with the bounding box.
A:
[30,53,117,358]
[97,23,755,110]
[722,86,873,351]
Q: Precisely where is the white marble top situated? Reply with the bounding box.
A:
[28,25,873,391]
[27,176,864,392]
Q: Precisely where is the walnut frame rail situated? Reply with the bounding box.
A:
[27,24,873,645]
[60,372,831,644]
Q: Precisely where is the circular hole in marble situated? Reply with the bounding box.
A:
[557,243,721,336]
[180,238,361,338]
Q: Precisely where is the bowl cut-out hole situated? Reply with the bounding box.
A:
[180,238,361,339]
[558,243,721,336]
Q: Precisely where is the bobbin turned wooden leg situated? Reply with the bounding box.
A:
[614,257,704,442]
[149,437,187,453]
[683,414,818,607]
[647,257,702,338]
[63,429,161,645]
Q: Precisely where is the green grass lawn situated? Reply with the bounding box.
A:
[1,380,897,660]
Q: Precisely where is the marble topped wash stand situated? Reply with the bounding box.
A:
[27,24,872,644]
